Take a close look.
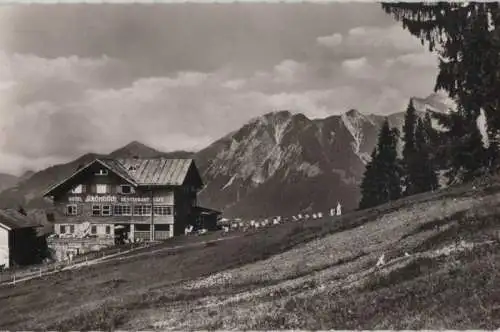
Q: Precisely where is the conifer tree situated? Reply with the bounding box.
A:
[359,119,401,209]
[381,2,500,181]
[401,100,419,195]
[414,118,439,192]
[359,150,381,210]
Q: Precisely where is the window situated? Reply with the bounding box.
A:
[133,205,151,216]
[71,184,85,194]
[120,185,134,194]
[96,169,108,176]
[92,205,101,216]
[66,204,78,216]
[114,204,132,216]
[155,224,170,231]
[69,225,75,234]
[105,226,111,234]
[102,205,112,216]
[91,225,97,234]
[60,225,66,234]
[153,206,173,216]
[96,184,109,194]
[135,224,150,231]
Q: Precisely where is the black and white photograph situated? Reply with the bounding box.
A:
[0,1,499,330]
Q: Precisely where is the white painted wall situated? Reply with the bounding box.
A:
[0,226,10,269]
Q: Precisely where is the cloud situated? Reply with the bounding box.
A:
[0,51,128,106]
[316,24,428,61]
[317,33,343,48]
[345,25,424,53]
[0,16,441,175]
[389,52,439,68]
[341,57,367,71]
[222,79,246,90]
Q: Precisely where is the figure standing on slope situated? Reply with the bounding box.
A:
[336,201,342,216]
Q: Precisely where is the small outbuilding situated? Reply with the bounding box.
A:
[194,206,222,231]
[0,209,44,269]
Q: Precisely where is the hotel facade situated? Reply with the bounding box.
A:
[43,157,219,260]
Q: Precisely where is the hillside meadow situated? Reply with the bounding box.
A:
[0,180,499,330]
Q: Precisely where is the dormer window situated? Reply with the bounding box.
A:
[96,184,109,194]
[120,185,134,194]
[96,169,108,176]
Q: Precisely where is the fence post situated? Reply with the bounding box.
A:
[13,273,16,285]
[39,267,42,278]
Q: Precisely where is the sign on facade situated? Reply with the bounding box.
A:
[68,195,166,203]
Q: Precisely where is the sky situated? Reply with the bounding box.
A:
[0,3,441,176]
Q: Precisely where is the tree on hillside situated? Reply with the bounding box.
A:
[359,150,382,209]
[423,112,438,145]
[381,2,500,182]
[432,108,488,184]
[401,100,419,195]
[413,118,439,192]
[359,119,401,209]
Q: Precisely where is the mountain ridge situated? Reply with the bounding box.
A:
[0,93,453,218]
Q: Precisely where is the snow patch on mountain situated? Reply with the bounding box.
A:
[222,174,237,190]
[273,117,292,144]
[359,153,372,165]
[341,110,368,164]
[297,162,322,177]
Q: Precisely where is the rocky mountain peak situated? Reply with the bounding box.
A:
[108,140,163,159]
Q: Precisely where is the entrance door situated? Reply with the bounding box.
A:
[114,224,131,245]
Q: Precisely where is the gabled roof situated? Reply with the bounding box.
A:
[108,158,195,186]
[43,157,201,197]
[0,209,42,231]
[43,158,137,197]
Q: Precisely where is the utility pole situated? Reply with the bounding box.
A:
[150,188,155,242]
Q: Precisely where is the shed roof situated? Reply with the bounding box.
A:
[195,206,222,216]
[0,209,42,230]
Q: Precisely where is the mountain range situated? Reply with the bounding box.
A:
[0,93,452,218]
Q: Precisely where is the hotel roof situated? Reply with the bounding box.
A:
[43,157,202,197]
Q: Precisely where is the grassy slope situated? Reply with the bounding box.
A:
[1,181,500,330]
